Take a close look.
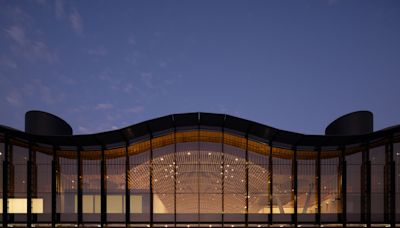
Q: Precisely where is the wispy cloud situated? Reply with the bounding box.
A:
[55,0,65,19]
[86,46,108,57]
[5,25,58,63]
[5,25,28,46]
[22,79,64,104]
[5,89,22,106]
[141,72,154,89]
[0,55,17,69]
[69,8,83,35]
[127,106,145,114]
[95,103,114,110]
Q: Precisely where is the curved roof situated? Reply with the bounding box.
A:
[0,112,399,147]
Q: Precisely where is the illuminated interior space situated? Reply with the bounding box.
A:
[0,111,399,227]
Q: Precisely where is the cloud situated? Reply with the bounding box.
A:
[55,0,65,19]
[0,55,17,69]
[87,46,108,57]
[5,25,28,46]
[95,103,114,110]
[141,72,154,89]
[5,25,58,63]
[6,89,22,106]
[78,126,91,134]
[22,79,64,104]
[127,106,144,114]
[69,8,83,35]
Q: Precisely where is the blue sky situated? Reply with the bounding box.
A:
[0,0,399,135]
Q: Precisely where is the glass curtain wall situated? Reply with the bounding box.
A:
[57,148,78,223]
[297,148,317,223]
[105,147,126,222]
[33,145,53,223]
[320,149,341,223]
[272,147,294,222]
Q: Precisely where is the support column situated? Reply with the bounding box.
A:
[2,136,9,228]
[27,143,32,228]
[292,146,298,227]
[101,146,106,227]
[77,147,83,226]
[51,146,58,227]
[361,143,371,227]
[340,146,346,226]
[149,132,154,228]
[245,134,249,227]
[268,142,273,225]
[125,142,130,227]
[316,147,321,225]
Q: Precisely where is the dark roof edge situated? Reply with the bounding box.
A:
[0,112,399,147]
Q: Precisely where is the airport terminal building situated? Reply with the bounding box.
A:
[0,110,399,227]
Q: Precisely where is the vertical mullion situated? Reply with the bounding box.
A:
[389,135,396,227]
[221,126,225,227]
[27,143,32,228]
[293,146,298,227]
[173,127,177,226]
[197,126,200,226]
[52,146,57,227]
[149,133,154,228]
[77,147,82,226]
[125,142,130,227]
[340,146,347,226]
[245,134,249,227]
[2,136,8,228]
[361,142,371,226]
[316,147,321,225]
[268,142,273,224]
[101,146,106,226]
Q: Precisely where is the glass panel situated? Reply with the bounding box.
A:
[297,150,317,223]
[320,150,341,223]
[272,148,294,223]
[346,150,362,222]
[34,146,52,222]
[105,147,125,222]
[176,141,199,223]
[129,141,150,223]
[370,145,385,222]
[248,145,270,223]
[57,149,77,222]
[81,150,101,222]
[11,145,28,222]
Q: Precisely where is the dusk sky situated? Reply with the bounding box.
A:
[0,0,399,135]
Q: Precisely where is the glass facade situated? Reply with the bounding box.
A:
[0,119,399,227]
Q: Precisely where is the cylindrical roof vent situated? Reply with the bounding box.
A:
[325,111,373,136]
[25,110,73,135]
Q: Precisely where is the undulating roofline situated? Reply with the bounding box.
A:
[0,110,399,147]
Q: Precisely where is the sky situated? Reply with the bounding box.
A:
[0,0,399,135]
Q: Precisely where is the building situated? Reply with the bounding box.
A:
[0,110,399,227]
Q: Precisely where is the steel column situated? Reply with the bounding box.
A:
[268,142,273,224]
[149,132,154,227]
[27,143,32,228]
[2,136,8,228]
[316,147,321,225]
[51,146,57,227]
[340,146,346,226]
[361,143,371,226]
[125,142,130,227]
[245,133,249,227]
[101,146,106,226]
[293,146,298,226]
[77,147,82,226]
